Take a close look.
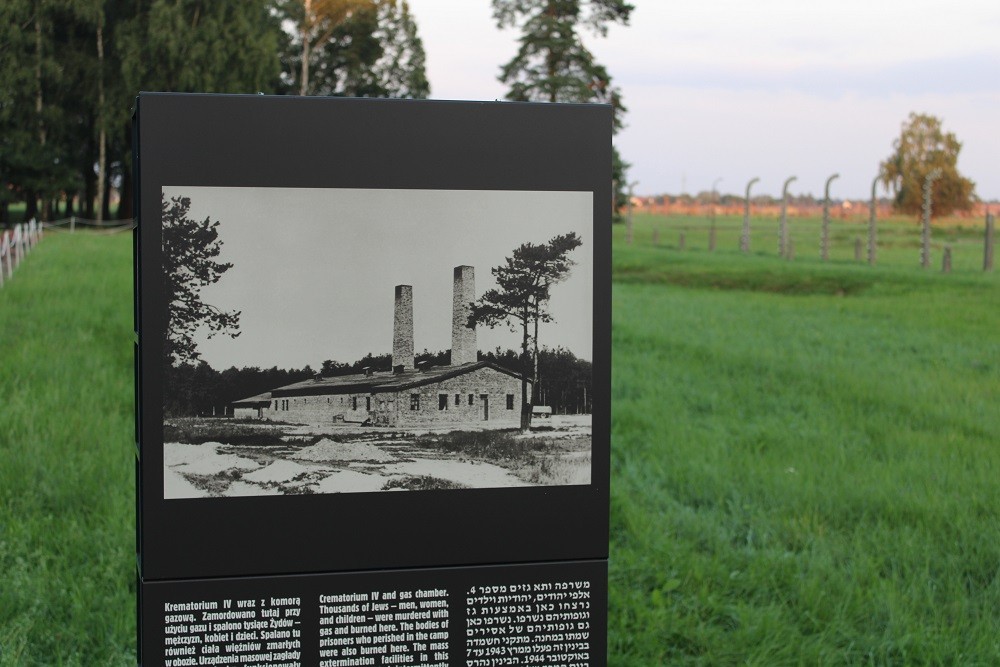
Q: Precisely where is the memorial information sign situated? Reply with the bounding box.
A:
[134,94,610,666]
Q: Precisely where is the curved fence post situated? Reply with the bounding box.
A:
[0,233,7,286]
[821,173,839,261]
[921,169,942,268]
[984,212,995,272]
[779,176,797,257]
[741,177,759,254]
[868,175,880,266]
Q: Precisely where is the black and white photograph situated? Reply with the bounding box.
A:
[162,185,594,498]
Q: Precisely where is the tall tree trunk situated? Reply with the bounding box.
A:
[520,309,531,431]
[24,191,38,222]
[532,303,540,406]
[35,11,50,221]
[96,20,106,224]
[300,0,311,95]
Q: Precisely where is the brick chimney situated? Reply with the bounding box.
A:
[392,285,414,370]
[451,265,477,365]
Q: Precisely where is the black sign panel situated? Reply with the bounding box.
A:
[135,93,610,666]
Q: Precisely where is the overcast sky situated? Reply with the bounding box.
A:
[406,0,1000,200]
[170,187,593,371]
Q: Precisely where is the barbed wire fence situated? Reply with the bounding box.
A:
[621,186,996,273]
[628,213,996,272]
[0,216,135,290]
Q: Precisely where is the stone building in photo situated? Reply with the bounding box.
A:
[231,266,528,428]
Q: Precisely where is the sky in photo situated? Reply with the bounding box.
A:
[406,0,1000,200]
[169,186,594,371]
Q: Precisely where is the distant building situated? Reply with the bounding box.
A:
[232,266,528,427]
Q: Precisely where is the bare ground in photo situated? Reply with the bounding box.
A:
[163,415,591,498]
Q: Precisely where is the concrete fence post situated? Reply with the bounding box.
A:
[709,176,721,253]
[13,225,22,269]
[854,237,862,262]
[921,169,942,268]
[625,182,636,245]
[779,176,797,257]
[984,212,995,272]
[678,232,686,250]
[821,173,839,261]
[70,215,76,233]
[868,175,879,266]
[942,245,952,273]
[741,177,759,254]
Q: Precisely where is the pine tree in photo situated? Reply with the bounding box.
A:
[161,193,241,367]
[468,232,583,431]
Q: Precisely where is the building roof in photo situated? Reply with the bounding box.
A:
[234,361,526,404]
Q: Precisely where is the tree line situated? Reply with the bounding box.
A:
[164,346,593,418]
[1,0,429,225]
[3,0,635,226]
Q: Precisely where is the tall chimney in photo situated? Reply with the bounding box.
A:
[392,285,414,371]
[451,265,477,365]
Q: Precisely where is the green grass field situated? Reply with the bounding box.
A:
[0,232,134,666]
[610,214,999,664]
[1,217,997,664]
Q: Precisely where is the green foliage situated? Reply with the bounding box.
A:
[371,0,429,98]
[493,0,631,221]
[492,0,631,127]
[0,0,429,224]
[0,0,104,222]
[162,193,240,367]
[278,0,429,97]
[880,112,977,217]
[118,0,283,94]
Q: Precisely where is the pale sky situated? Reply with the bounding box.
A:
[406,0,1000,200]
[171,187,593,371]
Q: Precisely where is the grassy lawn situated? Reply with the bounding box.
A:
[1,215,998,664]
[610,214,1000,664]
[0,232,134,666]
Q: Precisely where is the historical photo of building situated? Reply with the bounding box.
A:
[161,186,594,498]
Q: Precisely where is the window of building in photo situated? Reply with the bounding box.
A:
[454,394,460,406]
[439,394,448,410]
[352,396,357,411]
[506,394,515,410]
[468,394,474,406]
[366,396,371,411]
[410,394,419,410]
